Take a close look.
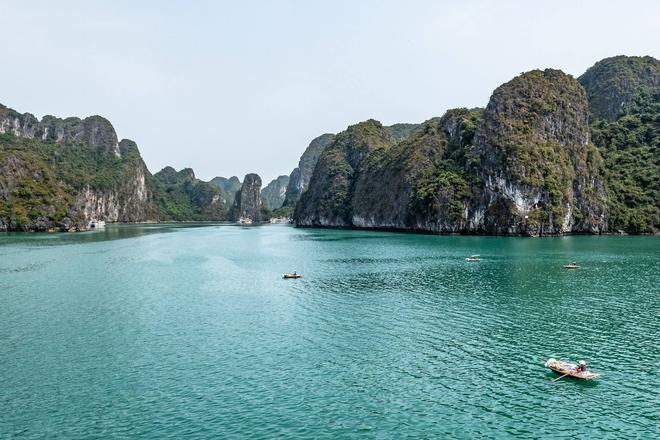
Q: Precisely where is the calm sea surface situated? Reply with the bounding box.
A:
[1,224,658,439]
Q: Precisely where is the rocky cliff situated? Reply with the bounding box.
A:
[151,167,227,221]
[470,69,607,235]
[0,106,150,231]
[294,69,611,235]
[232,173,263,221]
[261,175,290,210]
[210,175,242,205]
[0,103,232,231]
[295,120,397,226]
[350,110,480,232]
[579,55,659,121]
[283,133,335,207]
[581,56,659,233]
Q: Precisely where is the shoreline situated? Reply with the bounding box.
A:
[2,220,657,236]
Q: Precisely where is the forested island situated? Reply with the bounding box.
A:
[1,55,657,234]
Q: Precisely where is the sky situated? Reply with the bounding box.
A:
[1,1,658,184]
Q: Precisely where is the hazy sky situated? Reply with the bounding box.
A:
[1,1,658,184]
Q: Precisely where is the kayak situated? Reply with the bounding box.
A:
[545,358,600,380]
[282,273,302,279]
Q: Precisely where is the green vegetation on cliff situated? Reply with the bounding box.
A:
[579,55,660,233]
[589,104,659,232]
[0,130,149,230]
[579,56,659,121]
[296,120,396,226]
[151,167,227,221]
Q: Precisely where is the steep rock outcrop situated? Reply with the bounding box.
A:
[351,110,481,232]
[0,104,151,231]
[261,175,289,210]
[233,173,263,221]
[69,140,149,224]
[283,133,335,207]
[583,56,660,233]
[295,120,397,226]
[0,105,121,157]
[579,55,660,121]
[151,167,227,221]
[210,175,242,205]
[470,69,607,234]
[295,70,609,235]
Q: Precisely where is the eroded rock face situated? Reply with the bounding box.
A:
[234,173,263,221]
[261,175,289,210]
[0,105,121,158]
[210,176,242,205]
[295,120,396,227]
[294,69,609,235]
[579,55,660,121]
[283,133,335,207]
[0,104,152,230]
[471,69,607,235]
[351,110,481,233]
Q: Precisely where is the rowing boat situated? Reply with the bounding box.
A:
[466,255,480,262]
[545,358,600,380]
[282,273,302,279]
[563,262,579,269]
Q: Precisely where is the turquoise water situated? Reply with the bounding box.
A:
[1,224,658,438]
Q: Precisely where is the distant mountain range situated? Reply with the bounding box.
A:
[1,55,657,234]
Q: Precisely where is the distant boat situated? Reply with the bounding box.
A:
[466,255,480,262]
[563,262,579,269]
[238,217,253,224]
[282,273,302,279]
[545,358,600,380]
[88,220,105,229]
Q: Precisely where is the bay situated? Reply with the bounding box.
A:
[1,224,658,438]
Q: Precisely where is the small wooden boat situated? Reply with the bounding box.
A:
[282,273,302,279]
[563,262,579,269]
[466,255,480,262]
[544,358,600,380]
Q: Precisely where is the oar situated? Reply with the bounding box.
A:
[553,373,570,382]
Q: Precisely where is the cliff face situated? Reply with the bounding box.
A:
[0,105,121,157]
[283,133,335,207]
[351,110,481,232]
[294,69,609,235]
[582,56,659,233]
[261,175,290,210]
[471,69,607,235]
[210,175,242,205]
[0,106,150,231]
[579,55,660,121]
[233,173,263,221]
[295,120,397,226]
[151,167,227,221]
[71,140,150,224]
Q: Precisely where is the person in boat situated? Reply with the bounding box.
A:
[576,360,587,372]
[293,271,297,276]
